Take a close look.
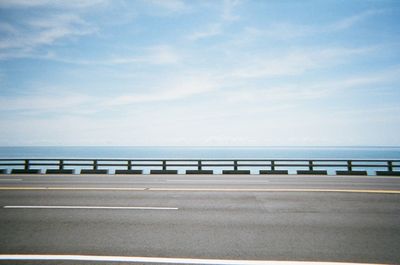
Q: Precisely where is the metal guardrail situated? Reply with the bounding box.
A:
[0,158,399,175]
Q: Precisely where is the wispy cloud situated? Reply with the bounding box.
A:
[187,0,242,41]
[187,23,223,41]
[222,65,400,104]
[107,74,217,106]
[243,9,385,40]
[322,65,400,91]
[0,13,96,59]
[107,45,181,65]
[241,24,315,40]
[0,22,18,34]
[41,44,181,65]
[0,0,104,61]
[0,0,108,9]
[146,0,187,12]
[0,74,217,113]
[227,46,374,79]
[221,0,241,21]
[328,9,385,31]
[1,1,399,146]
[0,93,91,113]
[5,62,399,118]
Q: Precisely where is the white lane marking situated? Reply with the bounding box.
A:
[49,187,146,190]
[0,255,385,264]
[25,180,164,184]
[0,187,147,190]
[148,188,400,194]
[267,181,400,186]
[0,179,22,181]
[166,179,269,183]
[3,206,178,210]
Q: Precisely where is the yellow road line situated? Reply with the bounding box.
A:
[0,187,400,194]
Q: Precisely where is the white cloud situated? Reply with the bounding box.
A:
[29,14,95,44]
[221,0,241,21]
[244,23,315,40]
[107,74,217,106]
[0,2,398,146]
[108,45,180,65]
[0,0,108,8]
[0,22,18,34]
[1,63,396,115]
[223,86,328,105]
[227,46,373,79]
[328,9,385,31]
[0,69,4,86]
[187,23,223,41]
[0,65,398,146]
[0,94,91,113]
[229,53,314,78]
[221,65,400,105]
[0,13,96,57]
[187,0,241,41]
[146,0,187,12]
[41,44,181,65]
[322,66,400,90]
[243,9,385,40]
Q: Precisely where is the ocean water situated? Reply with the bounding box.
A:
[0,146,399,174]
[0,146,400,159]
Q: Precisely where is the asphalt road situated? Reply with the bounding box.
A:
[0,174,400,264]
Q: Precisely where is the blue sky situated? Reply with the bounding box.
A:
[0,0,399,146]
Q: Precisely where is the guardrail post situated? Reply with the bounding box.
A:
[24,159,30,170]
[347,160,352,171]
[59,160,64,170]
[388,161,393,172]
[309,161,314,171]
[162,160,167,170]
[271,160,275,171]
[93,160,98,170]
[234,160,238,170]
[198,161,202,170]
[128,160,132,170]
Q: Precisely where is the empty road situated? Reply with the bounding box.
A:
[0,174,400,264]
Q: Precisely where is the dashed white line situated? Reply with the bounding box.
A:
[3,206,178,210]
[25,180,163,184]
[166,179,269,183]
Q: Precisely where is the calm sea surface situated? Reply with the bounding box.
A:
[0,146,399,159]
[1,147,399,174]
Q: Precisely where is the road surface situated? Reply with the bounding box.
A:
[0,174,399,264]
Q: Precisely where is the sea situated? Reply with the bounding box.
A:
[0,146,400,159]
[0,146,399,174]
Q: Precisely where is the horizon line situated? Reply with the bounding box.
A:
[1,145,400,148]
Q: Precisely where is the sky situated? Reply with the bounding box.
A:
[0,0,399,146]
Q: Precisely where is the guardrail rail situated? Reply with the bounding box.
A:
[0,158,399,176]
